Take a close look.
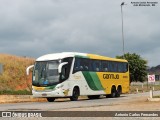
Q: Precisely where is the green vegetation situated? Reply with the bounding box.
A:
[117,53,147,82]
[153,95,160,98]
[0,90,32,95]
[0,54,34,93]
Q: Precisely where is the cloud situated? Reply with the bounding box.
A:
[0,0,160,66]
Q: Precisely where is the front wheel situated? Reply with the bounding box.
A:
[47,97,55,102]
[70,87,79,101]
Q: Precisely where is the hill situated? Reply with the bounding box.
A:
[0,54,35,92]
[148,65,160,74]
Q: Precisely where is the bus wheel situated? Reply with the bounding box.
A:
[116,86,122,97]
[47,97,55,102]
[70,87,79,101]
[105,95,110,98]
[88,95,100,99]
[111,86,116,98]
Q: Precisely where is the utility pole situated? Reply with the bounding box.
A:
[121,2,126,59]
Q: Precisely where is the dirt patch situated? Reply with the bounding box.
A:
[0,95,46,103]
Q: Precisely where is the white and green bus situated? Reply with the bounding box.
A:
[27,52,129,102]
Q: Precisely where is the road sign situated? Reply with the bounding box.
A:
[148,75,155,83]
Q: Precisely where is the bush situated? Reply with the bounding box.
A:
[0,54,34,92]
[0,90,32,95]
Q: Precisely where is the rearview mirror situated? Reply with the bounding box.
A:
[26,65,34,75]
[58,62,68,73]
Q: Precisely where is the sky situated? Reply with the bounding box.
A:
[0,0,160,67]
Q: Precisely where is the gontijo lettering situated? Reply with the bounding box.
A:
[103,74,119,79]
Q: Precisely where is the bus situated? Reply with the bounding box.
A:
[26,52,129,102]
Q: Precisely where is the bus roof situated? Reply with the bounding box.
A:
[36,52,127,62]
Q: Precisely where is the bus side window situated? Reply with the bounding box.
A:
[108,62,115,72]
[108,62,112,72]
[124,63,128,72]
[61,65,67,80]
[102,61,108,72]
[60,57,73,81]
[114,62,118,72]
[73,58,81,73]
[73,58,90,73]
[83,59,89,71]
[118,62,123,72]
[92,60,101,72]
[117,62,128,73]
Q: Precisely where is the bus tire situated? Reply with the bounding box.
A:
[88,95,100,99]
[70,87,79,101]
[111,86,116,98]
[116,86,122,97]
[47,97,55,102]
[106,94,110,98]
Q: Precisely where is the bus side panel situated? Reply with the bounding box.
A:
[96,72,130,94]
[70,71,106,96]
[70,71,129,96]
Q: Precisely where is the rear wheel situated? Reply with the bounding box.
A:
[70,87,79,101]
[47,97,55,102]
[111,86,116,98]
[105,94,110,98]
[116,86,122,97]
[88,95,100,99]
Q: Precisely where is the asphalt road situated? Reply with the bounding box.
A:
[0,90,160,111]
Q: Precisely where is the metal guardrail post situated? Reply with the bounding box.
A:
[150,90,153,98]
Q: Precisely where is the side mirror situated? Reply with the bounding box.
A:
[58,62,68,73]
[26,65,34,75]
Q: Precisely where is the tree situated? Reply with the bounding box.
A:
[116,53,147,82]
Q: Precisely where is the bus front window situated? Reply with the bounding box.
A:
[33,61,60,86]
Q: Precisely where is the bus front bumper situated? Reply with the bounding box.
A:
[32,89,65,98]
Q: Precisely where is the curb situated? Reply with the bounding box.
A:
[147,97,160,102]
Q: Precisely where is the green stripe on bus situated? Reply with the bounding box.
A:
[89,72,104,90]
[82,71,98,90]
[82,71,104,91]
[46,85,56,90]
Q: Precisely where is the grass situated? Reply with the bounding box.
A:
[0,90,32,95]
[0,54,35,92]
[153,96,160,98]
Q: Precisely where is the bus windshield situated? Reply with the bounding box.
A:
[33,61,60,86]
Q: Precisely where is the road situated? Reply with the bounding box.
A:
[0,90,160,111]
[0,91,160,120]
